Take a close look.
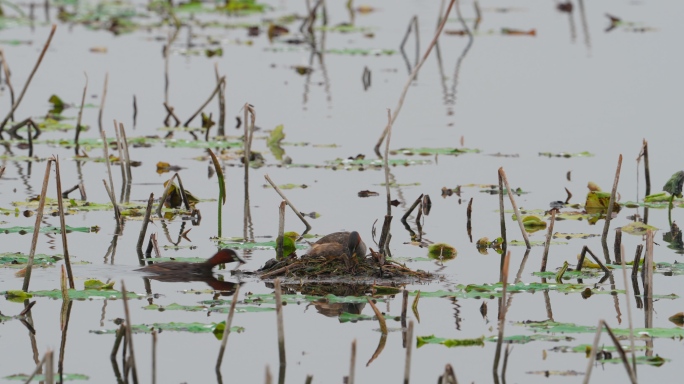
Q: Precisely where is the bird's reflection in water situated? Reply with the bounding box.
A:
[144,275,241,297]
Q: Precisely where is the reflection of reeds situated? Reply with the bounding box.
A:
[404,320,415,383]
[216,285,240,371]
[120,281,139,383]
[53,156,75,288]
[348,340,356,384]
[498,168,530,249]
[74,73,88,154]
[22,160,52,291]
[274,279,287,367]
[540,210,556,272]
[583,320,637,384]
[137,193,155,260]
[97,73,108,134]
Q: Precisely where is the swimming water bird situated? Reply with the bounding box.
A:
[136,249,245,277]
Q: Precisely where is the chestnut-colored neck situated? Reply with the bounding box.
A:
[204,250,236,267]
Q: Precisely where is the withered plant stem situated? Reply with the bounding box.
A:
[151,331,157,384]
[498,171,507,258]
[349,340,356,384]
[492,251,510,376]
[25,352,48,384]
[53,156,74,288]
[643,230,654,299]
[276,201,285,260]
[404,321,414,384]
[74,73,88,154]
[576,245,610,274]
[0,25,56,134]
[642,139,650,196]
[119,122,133,186]
[100,130,121,223]
[614,227,622,263]
[163,102,181,126]
[215,63,226,136]
[375,0,456,154]
[264,174,312,234]
[399,16,420,71]
[274,279,287,366]
[383,109,392,216]
[121,282,139,384]
[184,77,225,127]
[366,297,388,334]
[23,160,52,292]
[401,194,423,227]
[601,154,622,262]
[619,245,637,378]
[216,284,241,371]
[113,120,127,188]
[98,73,108,134]
[156,173,190,217]
[631,244,643,277]
[498,168,530,249]
[137,193,155,253]
[540,210,556,272]
[0,49,16,121]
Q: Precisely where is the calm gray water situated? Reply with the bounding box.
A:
[0,0,683,383]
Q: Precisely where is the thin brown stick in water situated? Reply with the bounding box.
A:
[0,49,16,121]
[564,187,572,204]
[540,210,556,272]
[643,230,654,298]
[215,63,226,136]
[216,285,241,370]
[121,282,139,384]
[601,154,623,262]
[265,365,272,384]
[631,244,643,278]
[576,246,610,274]
[74,73,88,153]
[466,197,473,242]
[411,291,421,323]
[184,77,225,127]
[274,279,287,366]
[53,156,74,289]
[119,122,133,185]
[493,252,510,374]
[383,109,392,216]
[642,139,650,196]
[156,173,191,217]
[136,193,155,253]
[98,73,108,134]
[614,227,622,263]
[0,25,57,133]
[375,0,456,154]
[276,201,285,260]
[349,340,356,384]
[133,95,137,127]
[264,174,312,233]
[401,290,409,325]
[619,245,637,378]
[151,331,157,384]
[399,16,420,70]
[24,353,48,383]
[498,171,507,259]
[404,321,414,384]
[366,297,388,334]
[401,194,423,227]
[0,165,5,179]
[111,324,125,360]
[113,120,127,186]
[602,321,637,383]
[22,160,52,292]
[498,168,530,249]
[163,102,181,127]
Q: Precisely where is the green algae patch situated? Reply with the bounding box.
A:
[416,335,485,348]
[514,320,684,339]
[338,312,396,323]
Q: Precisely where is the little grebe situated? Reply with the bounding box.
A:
[306,231,367,265]
[136,249,245,277]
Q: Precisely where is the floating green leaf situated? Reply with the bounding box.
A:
[338,312,396,323]
[663,171,684,198]
[427,243,457,261]
[91,321,245,335]
[391,147,480,156]
[22,289,143,300]
[416,335,485,348]
[621,222,658,236]
[4,373,89,381]
[0,225,92,234]
[0,252,62,266]
[143,303,274,314]
[538,151,593,158]
[267,124,286,160]
[83,279,115,290]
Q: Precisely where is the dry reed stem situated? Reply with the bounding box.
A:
[184,77,225,127]
[411,290,421,323]
[401,290,409,325]
[0,49,16,121]
[576,246,611,274]
[498,171,507,255]
[401,194,423,228]
[0,165,5,179]
[111,324,125,359]
[53,156,74,288]
[264,174,312,233]
[540,210,555,272]
[383,109,392,216]
[119,122,133,185]
[151,331,157,384]
[601,154,623,262]
[163,102,181,126]
[602,321,637,383]
[100,130,121,222]
[136,193,155,252]
[274,279,287,366]
[493,251,510,375]
[214,63,226,136]
[74,73,88,153]
[98,73,108,133]
[216,284,241,370]
[22,160,52,292]
[375,0,456,153]
[399,16,420,69]
[113,119,126,185]
[642,139,650,195]
[0,25,56,133]
[276,201,285,260]
[498,168,530,249]
[349,340,356,384]
[404,321,414,384]
[120,282,139,384]
[366,297,388,334]
[631,244,643,277]
[264,365,272,384]
[619,246,637,378]
[614,227,623,263]
[156,172,191,217]
[643,230,654,298]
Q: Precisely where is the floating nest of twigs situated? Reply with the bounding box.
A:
[257,253,432,281]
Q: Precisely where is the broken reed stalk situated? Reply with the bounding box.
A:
[53,156,74,289]
[101,130,121,222]
[214,63,226,136]
[498,170,507,257]
[374,0,456,154]
[216,284,241,370]
[184,77,226,127]
[25,352,49,384]
[401,290,409,326]
[156,172,191,217]
[366,297,388,334]
[113,120,127,188]
[163,102,181,126]
[492,251,510,375]
[0,24,57,134]
[0,165,5,179]
[404,321,414,384]
[643,230,654,298]
[243,104,255,241]
[22,160,52,292]
[119,122,133,185]
[642,139,650,196]
[498,168,530,249]
[274,278,287,367]
[136,193,155,253]
[631,244,643,278]
[0,49,16,121]
[540,210,556,272]
[614,227,622,263]
[349,340,356,384]
[583,320,636,384]
[619,245,637,378]
[74,73,88,154]
[133,95,137,127]
[98,73,108,133]
[401,194,423,229]
[276,201,285,260]
[120,282,139,384]
[383,109,392,216]
[378,215,392,255]
[264,174,312,233]
[576,246,611,274]
[466,197,473,242]
[601,154,622,262]
[151,331,157,384]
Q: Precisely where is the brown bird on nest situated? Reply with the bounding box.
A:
[306,231,367,270]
